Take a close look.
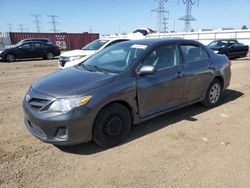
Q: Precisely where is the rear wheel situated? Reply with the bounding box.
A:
[46,52,54,60]
[6,54,16,62]
[202,79,222,107]
[93,103,131,148]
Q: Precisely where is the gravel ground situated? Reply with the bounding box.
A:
[0,54,250,188]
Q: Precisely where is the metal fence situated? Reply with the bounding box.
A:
[0,33,11,49]
[146,29,250,45]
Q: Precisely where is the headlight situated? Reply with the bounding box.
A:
[0,50,4,54]
[48,96,92,112]
[214,50,219,54]
[69,56,82,62]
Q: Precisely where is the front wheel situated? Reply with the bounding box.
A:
[93,103,131,148]
[202,79,222,107]
[45,52,54,60]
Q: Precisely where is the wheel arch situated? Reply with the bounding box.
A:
[92,100,134,134]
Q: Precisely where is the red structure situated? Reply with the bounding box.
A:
[9,32,99,50]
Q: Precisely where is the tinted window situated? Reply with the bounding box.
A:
[180,44,209,64]
[33,43,45,47]
[20,43,32,48]
[143,44,180,70]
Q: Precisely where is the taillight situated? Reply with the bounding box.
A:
[228,60,232,67]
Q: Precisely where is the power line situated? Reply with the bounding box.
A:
[18,24,25,32]
[178,0,199,32]
[31,14,42,32]
[152,0,169,33]
[7,24,13,32]
[48,15,59,33]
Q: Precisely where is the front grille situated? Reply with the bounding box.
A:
[28,98,51,111]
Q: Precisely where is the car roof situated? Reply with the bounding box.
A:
[118,38,201,46]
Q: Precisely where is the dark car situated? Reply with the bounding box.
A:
[208,39,249,59]
[23,39,231,147]
[0,41,60,62]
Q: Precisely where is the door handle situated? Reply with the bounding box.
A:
[176,72,182,78]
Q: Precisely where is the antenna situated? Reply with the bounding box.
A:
[48,15,59,33]
[31,14,42,32]
[178,0,199,32]
[152,0,169,33]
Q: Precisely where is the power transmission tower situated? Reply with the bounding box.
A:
[7,24,13,32]
[178,0,199,32]
[31,14,42,32]
[152,0,169,33]
[48,15,59,33]
[18,24,24,32]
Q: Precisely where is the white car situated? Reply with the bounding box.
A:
[58,38,129,69]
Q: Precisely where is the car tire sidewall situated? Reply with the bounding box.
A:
[93,103,131,148]
[202,79,222,107]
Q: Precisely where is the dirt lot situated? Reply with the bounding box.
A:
[0,54,250,188]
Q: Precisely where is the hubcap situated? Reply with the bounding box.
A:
[47,53,53,59]
[103,114,123,137]
[7,55,14,62]
[209,83,221,104]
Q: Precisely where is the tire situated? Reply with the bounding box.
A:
[5,54,16,62]
[202,79,222,108]
[93,103,131,148]
[46,52,54,60]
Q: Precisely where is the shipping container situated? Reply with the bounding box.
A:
[9,32,99,50]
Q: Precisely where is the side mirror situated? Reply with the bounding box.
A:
[137,65,156,76]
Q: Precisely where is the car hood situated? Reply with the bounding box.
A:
[60,49,96,57]
[32,67,115,97]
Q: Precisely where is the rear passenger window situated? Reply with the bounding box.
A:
[180,44,209,64]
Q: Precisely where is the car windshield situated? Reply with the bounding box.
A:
[208,41,229,48]
[78,42,147,74]
[82,39,109,50]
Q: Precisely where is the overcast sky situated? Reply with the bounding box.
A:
[0,0,249,34]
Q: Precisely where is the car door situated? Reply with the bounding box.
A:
[33,42,46,58]
[179,43,214,103]
[136,44,185,118]
[15,43,34,58]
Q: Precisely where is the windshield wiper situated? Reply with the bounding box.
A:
[92,65,108,74]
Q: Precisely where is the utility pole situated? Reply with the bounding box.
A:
[31,14,42,32]
[152,0,169,33]
[178,0,199,32]
[18,24,24,32]
[7,24,13,32]
[48,15,59,33]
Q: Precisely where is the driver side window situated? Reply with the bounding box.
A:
[20,43,31,49]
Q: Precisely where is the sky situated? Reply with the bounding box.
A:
[0,0,249,35]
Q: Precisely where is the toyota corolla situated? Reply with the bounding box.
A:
[23,39,231,147]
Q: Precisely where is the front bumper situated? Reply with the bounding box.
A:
[23,100,96,146]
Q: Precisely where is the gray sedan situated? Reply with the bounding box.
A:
[23,39,231,147]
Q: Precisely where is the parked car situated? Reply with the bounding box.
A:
[0,41,60,62]
[23,38,231,147]
[208,39,249,59]
[58,38,129,69]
